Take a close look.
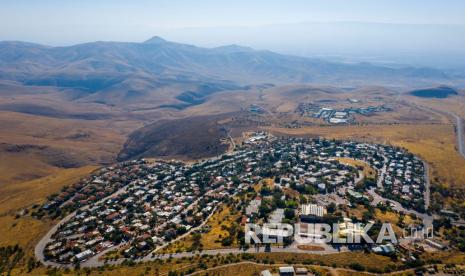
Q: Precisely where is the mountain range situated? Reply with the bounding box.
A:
[0,36,458,106]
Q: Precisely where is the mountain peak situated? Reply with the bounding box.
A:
[144,36,167,44]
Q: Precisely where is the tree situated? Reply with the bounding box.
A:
[190,233,203,251]
[284,208,295,220]
[327,202,336,214]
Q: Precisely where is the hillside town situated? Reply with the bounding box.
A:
[40,132,428,265]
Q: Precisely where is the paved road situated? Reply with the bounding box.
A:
[453,113,465,158]
[225,128,236,150]
[34,185,131,268]
[34,211,79,269]
[412,105,465,159]
[423,161,430,211]
[339,156,432,226]
[367,150,433,227]
[367,188,432,227]
[83,245,349,268]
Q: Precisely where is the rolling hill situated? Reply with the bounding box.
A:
[0,36,456,108]
[1,36,463,164]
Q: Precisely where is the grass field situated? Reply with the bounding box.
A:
[0,167,97,250]
[192,262,334,276]
[0,110,139,186]
[0,165,97,215]
[345,205,418,237]
[335,157,376,180]
[252,251,397,272]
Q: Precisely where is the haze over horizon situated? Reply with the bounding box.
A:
[2,0,465,68]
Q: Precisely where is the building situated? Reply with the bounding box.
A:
[317,183,326,192]
[372,243,395,254]
[300,204,327,223]
[261,270,272,276]
[334,111,348,118]
[246,199,261,216]
[336,218,368,243]
[329,118,347,124]
[269,208,285,223]
[298,223,325,241]
[74,249,94,262]
[279,266,295,276]
[425,239,446,250]
[295,267,309,275]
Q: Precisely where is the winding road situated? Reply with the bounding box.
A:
[35,146,436,269]
[35,185,132,268]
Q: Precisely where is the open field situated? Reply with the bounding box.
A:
[252,252,397,272]
[335,158,376,180]
[0,165,98,215]
[192,262,334,276]
[0,110,141,186]
[12,258,372,276]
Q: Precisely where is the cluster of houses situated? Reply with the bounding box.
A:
[42,132,426,264]
[295,102,390,124]
[42,161,148,213]
[43,150,268,263]
[379,149,426,211]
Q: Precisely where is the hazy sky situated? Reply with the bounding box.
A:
[1,0,465,67]
[1,0,465,44]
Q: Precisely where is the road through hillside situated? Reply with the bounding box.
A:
[412,104,465,159]
[454,114,465,158]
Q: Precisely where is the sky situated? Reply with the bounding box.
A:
[1,0,465,67]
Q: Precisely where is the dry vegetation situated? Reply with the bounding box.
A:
[0,110,140,185]
[252,251,397,272]
[343,205,418,236]
[0,166,97,275]
[160,205,242,253]
[192,262,334,276]
[335,158,376,180]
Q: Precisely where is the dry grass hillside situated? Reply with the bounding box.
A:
[0,111,140,186]
[0,166,97,276]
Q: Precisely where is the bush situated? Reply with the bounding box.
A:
[349,262,366,271]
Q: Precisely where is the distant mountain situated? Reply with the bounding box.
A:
[0,36,456,105]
